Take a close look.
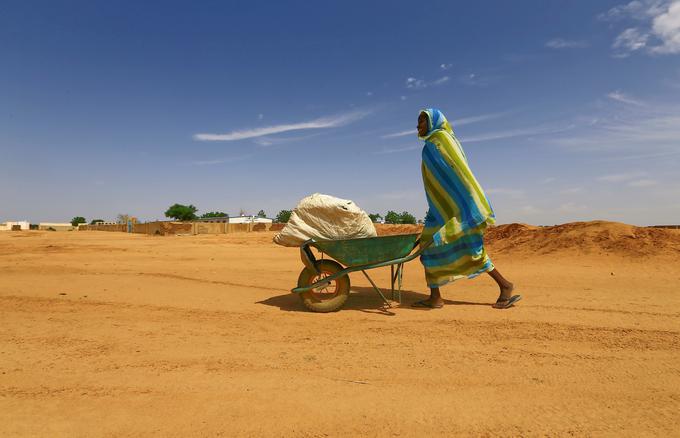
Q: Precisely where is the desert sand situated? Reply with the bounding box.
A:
[1,222,679,437]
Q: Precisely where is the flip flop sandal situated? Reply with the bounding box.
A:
[493,295,522,309]
[411,299,443,309]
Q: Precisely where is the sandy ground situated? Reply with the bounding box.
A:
[1,226,679,437]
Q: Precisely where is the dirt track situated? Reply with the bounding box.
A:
[1,227,679,437]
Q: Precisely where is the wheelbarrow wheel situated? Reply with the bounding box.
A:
[297,260,350,312]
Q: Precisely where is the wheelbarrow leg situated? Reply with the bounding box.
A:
[397,263,403,304]
[390,263,404,304]
[361,270,391,307]
[390,265,395,300]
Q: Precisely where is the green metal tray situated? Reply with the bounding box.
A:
[311,233,420,267]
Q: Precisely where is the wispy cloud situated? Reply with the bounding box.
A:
[597,171,647,182]
[194,110,369,141]
[628,178,659,187]
[373,145,421,155]
[440,63,452,70]
[251,132,323,147]
[190,155,252,165]
[381,129,415,139]
[458,72,498,87]
[486,188,526,199]
[405,76,450,89]
[380,111,508,139]
[462,124,575,143]
[607,90,645,105]
[559,187,584,194]
[602,0,680,56]
[596,149,680,161]
[550,102,680,151]
[545,38,589,49]
[432,76,450,85]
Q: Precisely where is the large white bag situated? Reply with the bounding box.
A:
[273,193,377,247]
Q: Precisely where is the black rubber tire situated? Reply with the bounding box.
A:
[297,260,350,313]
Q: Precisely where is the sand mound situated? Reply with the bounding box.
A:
[485,221,680,257]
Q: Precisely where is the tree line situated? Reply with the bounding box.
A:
[72,205,418,225]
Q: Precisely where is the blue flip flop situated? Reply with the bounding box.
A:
[493,295,522,309]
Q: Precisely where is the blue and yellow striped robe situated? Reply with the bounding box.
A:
[418,109,495,288]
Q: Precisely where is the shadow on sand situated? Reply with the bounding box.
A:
[257,286,495,316]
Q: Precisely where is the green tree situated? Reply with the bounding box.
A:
[164,204,198,221]
[275,210,292,223]
[399,211,416,224]
[384,211,400,224]
[90,219,104,225]
[257,210,267,218]
[368,213,383,223]
[71,216,86,227]
[201,211,227,219]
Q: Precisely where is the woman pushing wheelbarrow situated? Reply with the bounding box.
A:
[414,108,521,309]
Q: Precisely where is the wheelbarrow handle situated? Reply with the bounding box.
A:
[412,237,434,252]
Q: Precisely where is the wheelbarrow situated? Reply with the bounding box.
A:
[291,233,430,312]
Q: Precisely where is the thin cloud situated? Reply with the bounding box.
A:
[486,188,526,199]
[545,38,589,49]
[607,90,645,105]
[463,124,575,143]
[628,178,659,187]
[440,63,453,70]
[559,187,584,194]
[194,110,369,141]
[432,76,450,85]
[373,145,421,155]
[596,149,680,161]
[190,155,252,165]
[405,76,450,89]
[252,132,324,147]
[551,103,680,152]
[597,171,646,182]
[381,129,415,139]
[380,111,509,139]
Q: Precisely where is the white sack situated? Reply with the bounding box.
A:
[273,193,377,247]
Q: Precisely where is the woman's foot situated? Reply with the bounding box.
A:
[493,283,521,309]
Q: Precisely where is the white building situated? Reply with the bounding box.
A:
[0,221,30,231]
[228,215,273,224]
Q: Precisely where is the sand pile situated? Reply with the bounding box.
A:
[485,220,680,257]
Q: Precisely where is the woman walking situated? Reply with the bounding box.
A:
[413,108,521,309]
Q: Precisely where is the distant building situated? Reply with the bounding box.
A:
[0,221,30,231]
[39,223,75,231]
[80,221,117,228]
[195,216,229,223]
[228,215,273,224]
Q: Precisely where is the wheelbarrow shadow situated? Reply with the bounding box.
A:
[256,286,494,316]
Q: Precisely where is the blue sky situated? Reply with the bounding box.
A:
[1,0,679,225]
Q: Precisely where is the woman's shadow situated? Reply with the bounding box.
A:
[256,286,493,316]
